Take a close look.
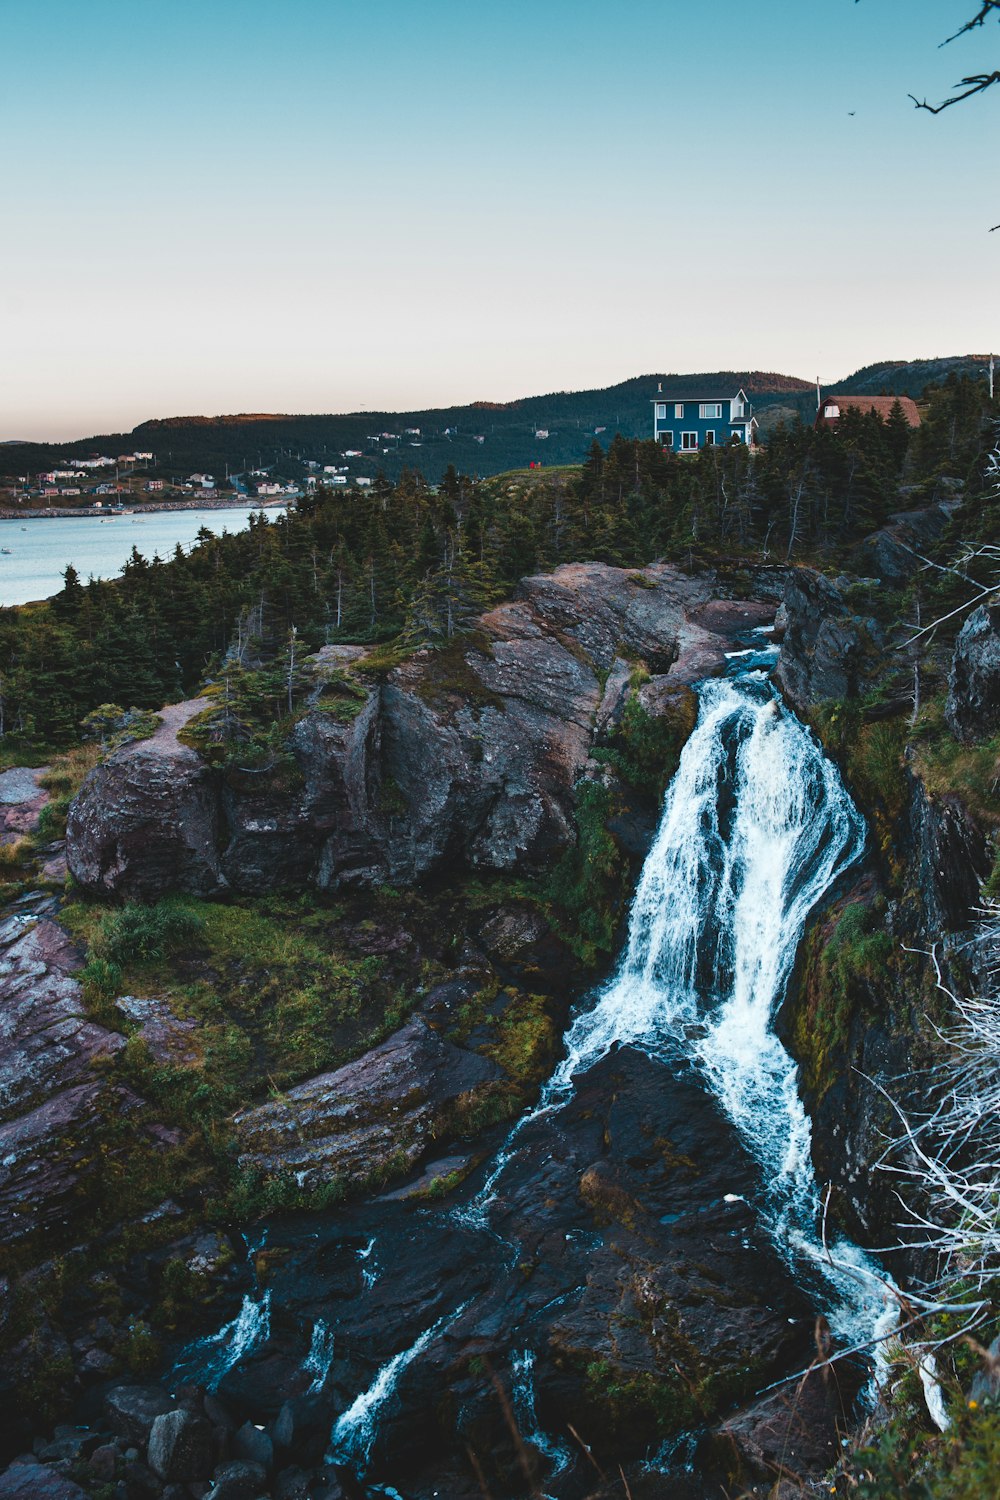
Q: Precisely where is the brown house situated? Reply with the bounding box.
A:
[816,394,921,429]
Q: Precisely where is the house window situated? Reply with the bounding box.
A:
[655,403,667,420]
[704,430,715,446]
[681,432,698,450]
[674,404,684,419]
[662,431,674,449]
[699,403,723,420]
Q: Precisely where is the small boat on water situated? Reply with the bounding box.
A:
[1,548,11,555]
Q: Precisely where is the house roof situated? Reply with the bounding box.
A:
[818,394,921,428]
[654,393,744,404]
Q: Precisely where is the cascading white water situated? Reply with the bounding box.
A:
[173,1290,272,1391]
[511,1348,573,1478]
[328,1303,469,1464]
[304,1318,336,1394]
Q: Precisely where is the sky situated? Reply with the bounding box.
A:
[0,0,997,440]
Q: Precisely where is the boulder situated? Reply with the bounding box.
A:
[106,1385,176,1446]
[147,1409,214,1481]
[233,1015,499,1191]
[204,1461,267,1500]
[231,1422,272,1471]
[66,697,224,900]
[946,602,1000,741]
[0,1465,88,1499]
[718,1367,857,1483]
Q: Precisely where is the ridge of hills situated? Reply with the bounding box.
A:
[1,355,989,486]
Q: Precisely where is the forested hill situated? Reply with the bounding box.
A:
[0,370,995,750]
[1,370,813,486]
[4,358,991,488]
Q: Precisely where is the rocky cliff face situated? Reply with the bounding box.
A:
[946,601,1000,742]
[66,562,776,901]
[772,568,884,714]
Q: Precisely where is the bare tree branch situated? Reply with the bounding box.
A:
[910,70,1000,113]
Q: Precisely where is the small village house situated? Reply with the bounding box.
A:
[816,394,921,429]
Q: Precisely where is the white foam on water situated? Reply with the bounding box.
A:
[304,1318,336,1394]
[328,1302,469,1465]
[173,1289,272,1391]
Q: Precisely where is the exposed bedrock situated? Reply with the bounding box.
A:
[0,901,132,1246]
[771,567,884,714]
[220,1047,820,1496]
[945,600,1000,742]
[66,562,776,900]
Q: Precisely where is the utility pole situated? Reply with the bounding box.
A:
[991,354,995,402]
[816,376,822,412]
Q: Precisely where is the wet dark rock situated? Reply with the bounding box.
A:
[202,1396,237,1434]
[0,1465,88,1499]
[147,1410,214,1482]
[946,602,1000,741]
[270,1404,294,1451]
[231,1423,272,1471]
[88,1444,118,1481]
[272,1468,311,1500]
[106,1387,176,1447]
[123,1460,162,1500]
[33,1427,90,1463]
[718,1366,858,1483]
[203,1461,267,1500]
[241,1045,818,1495]
[233,1014,499,1190]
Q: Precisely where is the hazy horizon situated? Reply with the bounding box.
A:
[2,0,996,442]
[0,351,984,448]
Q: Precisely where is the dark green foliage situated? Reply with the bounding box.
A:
[89,900,206,967]
[594,685,698,801]
[0,374,994,756]
[547,781,629,960]
[853,1404,1000,1498]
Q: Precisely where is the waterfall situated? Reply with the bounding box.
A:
[477,672,892,1344]
[326,666,896,1478]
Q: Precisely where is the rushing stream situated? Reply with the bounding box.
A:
[177,656,898,1493]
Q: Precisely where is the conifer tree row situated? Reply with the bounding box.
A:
[0,377,994,749]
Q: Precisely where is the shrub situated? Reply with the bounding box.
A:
[90,900,205,968]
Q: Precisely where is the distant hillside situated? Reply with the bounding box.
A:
[835,354,994,398]
[1,359,989,487]
[0,371,811,487]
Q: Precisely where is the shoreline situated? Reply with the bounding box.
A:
[0,499,289,520]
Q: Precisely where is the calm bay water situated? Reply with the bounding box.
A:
[0,506,284,607]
